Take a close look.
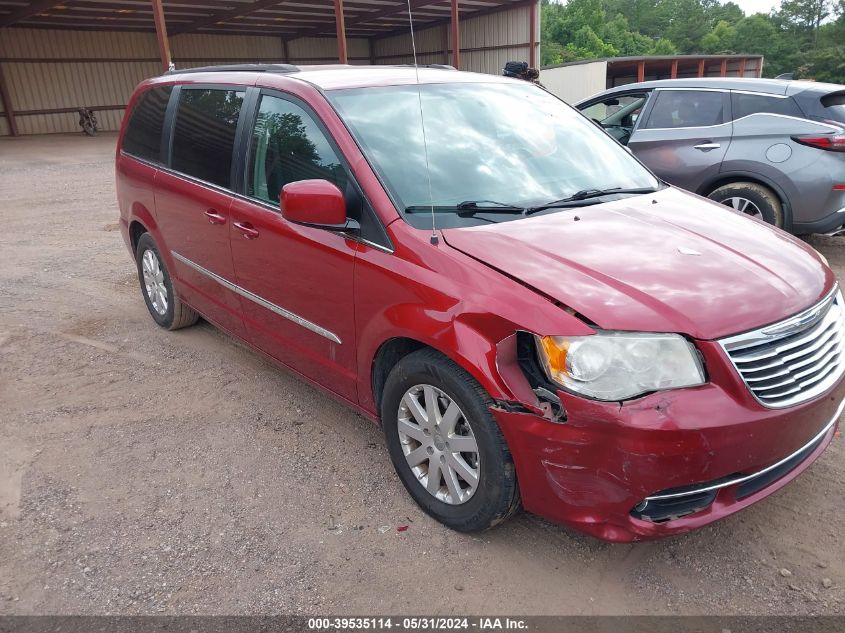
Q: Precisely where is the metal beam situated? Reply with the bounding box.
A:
[0,0,69,27]
[698,58,705,77]
[171,0,285,35]
[171,0,392,36]
[151,0,172,72]
[0,62,18,136]
[670,59,678,79]
[450,0,459,69]
[334,0,347,63]
[720,58,727,77]
[370,0,530,42]
[637,60,645,82]
[292,0,447,40]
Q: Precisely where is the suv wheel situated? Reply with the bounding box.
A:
[381,348,520,532]
[708,182,784,228]
[135,233,199,330]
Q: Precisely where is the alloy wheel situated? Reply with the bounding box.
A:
[721,196,763,219]
[397,384,480,505]
[141,249,168,316]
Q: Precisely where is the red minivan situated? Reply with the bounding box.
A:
[116,64,844,542]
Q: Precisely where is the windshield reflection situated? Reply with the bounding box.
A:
[329,82,659,226]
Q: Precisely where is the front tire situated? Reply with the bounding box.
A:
[135,233,199,330]
[708,182,784,228]
[381,349,520,532]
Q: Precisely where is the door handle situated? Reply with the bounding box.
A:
[694,142,721,151]
[204,209,227,225]
[233,221,259,240]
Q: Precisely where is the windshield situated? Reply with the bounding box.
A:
[328,82,659,227]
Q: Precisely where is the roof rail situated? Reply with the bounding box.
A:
[396,63,457,71]
[165,63,300,75]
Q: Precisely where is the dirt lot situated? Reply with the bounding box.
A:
[1,133,844,616]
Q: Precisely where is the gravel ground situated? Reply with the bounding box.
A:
[0,133,843,616]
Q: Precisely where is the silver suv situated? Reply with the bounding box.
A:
[576,78,845,235]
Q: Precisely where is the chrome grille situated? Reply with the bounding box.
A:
[721,288,845,408]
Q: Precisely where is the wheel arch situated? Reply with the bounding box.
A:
[697,171,794,232]
[367,325,516,422]
[129,219,148,254]
[371,337,428,413]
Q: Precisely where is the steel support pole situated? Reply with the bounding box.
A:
[334,0,348,64]
[451,0,460,69]
[529,0,537,68]
[151,0,172,73]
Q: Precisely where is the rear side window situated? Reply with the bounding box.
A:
[171,88,245,187]
[644,90,725,129]
[122,86,172,162]
[818,92,845,125]
[731,92,803,120]
[248,94,347,204]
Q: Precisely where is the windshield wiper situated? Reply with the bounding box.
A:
[525,187,658,215]
[405,200,526,216]
[456,200,525,212]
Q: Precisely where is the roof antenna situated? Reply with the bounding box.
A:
[406,0,438,245]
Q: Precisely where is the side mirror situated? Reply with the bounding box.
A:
[281,179,347,228]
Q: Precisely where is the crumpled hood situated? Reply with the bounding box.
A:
[442,187,833,340]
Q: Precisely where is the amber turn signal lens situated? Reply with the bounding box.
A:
[539,336,568,374]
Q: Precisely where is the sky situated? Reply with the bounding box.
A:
[731,0,781,15]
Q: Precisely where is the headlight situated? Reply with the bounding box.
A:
[535,331,705,401]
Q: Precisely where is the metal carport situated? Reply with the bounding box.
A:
[0,0,539,135]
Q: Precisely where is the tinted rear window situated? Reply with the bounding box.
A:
[171,88,245,187]
[819,92,845,124]
[122,86,172,162]
[644,90,725,129]
[731,92,803,120]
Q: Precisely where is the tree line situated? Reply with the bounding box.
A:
[541,0,845,83]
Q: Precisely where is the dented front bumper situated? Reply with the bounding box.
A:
[493,378,845,542]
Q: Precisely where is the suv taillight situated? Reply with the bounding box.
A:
[792,132,845,152]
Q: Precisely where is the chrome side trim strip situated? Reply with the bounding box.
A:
[645,396,845,501]
[171,251,342,345]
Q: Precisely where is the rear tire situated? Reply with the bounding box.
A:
[135,233,199,331]
[381,348,520,532]
[708,182,784,228]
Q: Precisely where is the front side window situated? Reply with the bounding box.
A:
[171,88,244,187]
[328,82,658,227]
[123,85,172,162]
[731,92,803,120]
[581,94,647,127]
[580,93,648,145]
[644,90,725,129]
[248,95,346,204]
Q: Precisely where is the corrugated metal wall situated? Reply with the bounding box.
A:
[374,23,448,66]
[0,29,160,135]
[373,3,535,73]
[540,61,608,104]
[288,37,369,65]
[0,2,537,136]
[460,3,534,75]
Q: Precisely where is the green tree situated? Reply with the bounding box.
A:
[540,0,843,80]
[701,20,738,52]
[650,37,680,54]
